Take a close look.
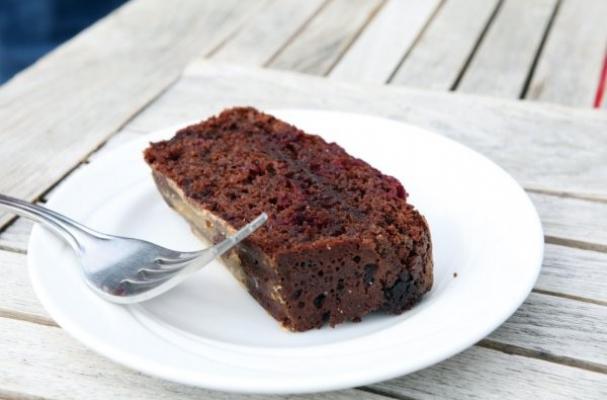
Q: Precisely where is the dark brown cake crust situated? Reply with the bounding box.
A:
[144,107,433,332]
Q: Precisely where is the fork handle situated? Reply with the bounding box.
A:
[0,194,103,251]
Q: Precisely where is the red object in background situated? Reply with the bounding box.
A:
[593,52,607,108]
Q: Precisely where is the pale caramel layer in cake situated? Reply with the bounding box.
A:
[153,172,291,323]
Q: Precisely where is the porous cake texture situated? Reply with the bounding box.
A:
[144,107,433,332]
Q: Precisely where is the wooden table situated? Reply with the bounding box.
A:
[1,1,606,399]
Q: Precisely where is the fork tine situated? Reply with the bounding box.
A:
[121,274,173,287]
[125,213,268,295]
[137,266,182,276]
[148,212,267,271]
[211,213,268,257]
[152,255,198,267]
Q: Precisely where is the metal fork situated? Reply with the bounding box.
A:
[0,194,267,304]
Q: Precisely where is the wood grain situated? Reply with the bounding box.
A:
[212,0,326,67]
[0,134,156,251]
[0,219,32,253]
[329,0,442,83]
[391,0,500,90]
[0,0,265,228]
[489,292,607,369]
[0,250,51,324]
[537,244,607,305]
[371,345,607,400]
[0,318,385,400]
[457,0,558,98]
[35,131,144,203]
[125,61,607,199]
[268,0,383,75]
[530,192,607,252]
[526,0,607,106]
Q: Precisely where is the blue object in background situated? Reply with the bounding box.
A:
[0,0,126,83]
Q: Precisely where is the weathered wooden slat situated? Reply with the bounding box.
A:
[391,0,500,90]
[0,218,33,254]
[0,0,266,228]
[537,244,607,305]
[329,0,442,83]
[530,193,607,252]
[0,318,384,400]
[489,292,607,369]
[268,0,383,75]
[371,345,607,400]
[124,61,607,199]
[35,131,144,204]
[526,0,607,106]
[2,319,605,400]
[212,0,326,67]
[0,137,143,257]
[457,0,558,98]
[0,250,51,325]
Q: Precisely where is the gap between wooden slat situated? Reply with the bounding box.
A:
[357,387,416,400]
[4,314,603,387]
[34,80,181,203]
[266,0,384,74]
[455,0,559,97]
[262,0,333,68]
[0,389,49,400]
[372,344,607,400]
[519,0,562,99]
[209,0,327,66]
[0,312,56,328]
[204,0,275,58]
[0,245,26,255]
[526,187,607,205]
[0,217,20,238]
[533,289,607,308]
[525,0,607,107]
[329,0,444,83]
[33,162,88,202]
[389,0,501,91]
[383,0,447,84]
[478,339,607,375]
[545,236,607,254]
[323,0,388,76]
[450,0,504,90]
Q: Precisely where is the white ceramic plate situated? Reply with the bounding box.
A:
[28,110,543,394]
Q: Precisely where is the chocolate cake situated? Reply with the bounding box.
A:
[144,107,433,332]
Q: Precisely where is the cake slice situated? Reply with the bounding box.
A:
[144,107,433,332]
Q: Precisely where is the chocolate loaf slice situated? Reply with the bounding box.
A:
[144,107,433,332]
